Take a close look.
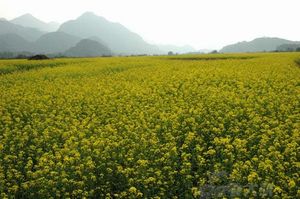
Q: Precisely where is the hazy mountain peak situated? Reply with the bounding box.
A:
[64,38,112,57]
[11,13,59,32]
[82,11,96,16]
[78,12,99,19]
[18,13,35,19]
[59,12,161,55]
[253,37,287,42]
[11,13,42,24]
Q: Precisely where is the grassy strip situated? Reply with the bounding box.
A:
[0,59,91,75]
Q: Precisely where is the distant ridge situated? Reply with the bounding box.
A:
[11,14,60,32]
[220,37,299,53]
[34,31,81,54]
[0,33,31,52]
[0,20,44,41]
[276,43,300,52]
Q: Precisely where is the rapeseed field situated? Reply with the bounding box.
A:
[0,53,299,198]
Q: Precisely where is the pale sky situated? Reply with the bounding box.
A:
[0,0,299,50]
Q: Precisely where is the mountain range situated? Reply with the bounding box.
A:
[0,12,299,58]
[220,37,300,53]
[0,20,44,41]
[0,12,202,57]
[0,13,156,56]
[59,12,160,55]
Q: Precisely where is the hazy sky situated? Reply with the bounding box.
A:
[1,0,299,49]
